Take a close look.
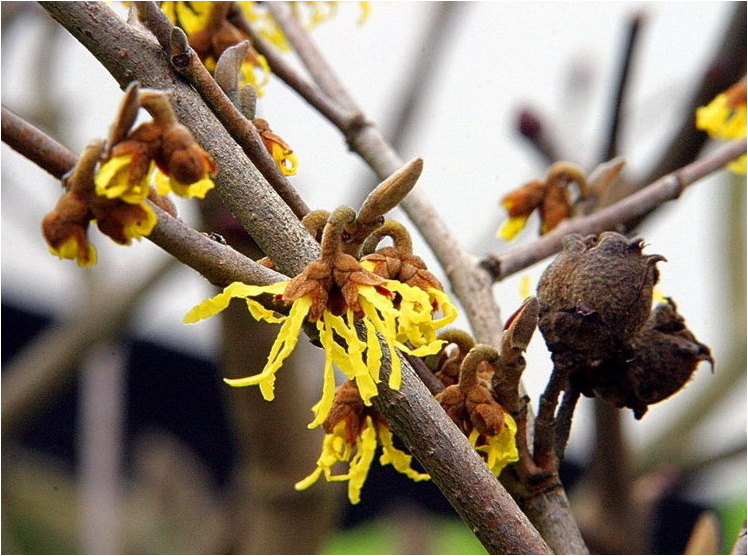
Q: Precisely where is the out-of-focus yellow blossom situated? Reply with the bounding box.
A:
[240,1,292,51]
[294,415,429,504]
[184,276,452,428]
[696,79,747,174]
[497,213,530,241]
[468,414,519,476]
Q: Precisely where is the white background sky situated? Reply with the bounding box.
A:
[2,1,745,507]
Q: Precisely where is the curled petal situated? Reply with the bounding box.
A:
[377,423,430,481]
[183,281,288,323]
[223,295,312,400]
[49,235,97,267]
[96,154,151,204]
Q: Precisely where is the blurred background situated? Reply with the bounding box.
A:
[2,1,745,554]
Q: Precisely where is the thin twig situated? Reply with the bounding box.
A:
[133,2,310,220]
[554,385,581,460]
[482,137,747,281]
[267,2,357,111]
[1,105,77,180]
[600,12,644,163]
[515,108,565,166]
[228,4,354,130]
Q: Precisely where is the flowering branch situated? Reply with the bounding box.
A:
[241,4,596,553]
[132,2,310,220]
[36,3,554,553]
[1,105,284,288]
[482,137,747,281]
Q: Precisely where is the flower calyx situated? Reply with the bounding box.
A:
[284,206,387,322]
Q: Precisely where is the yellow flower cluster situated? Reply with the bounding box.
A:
[294,416,429,504]
[184,277,456,429]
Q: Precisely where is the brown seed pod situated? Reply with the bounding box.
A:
[537,232,665,362]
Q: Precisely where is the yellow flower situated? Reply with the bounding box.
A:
[151,165,215,199]
[265,136,298,176]
[255,118,298,176]
[497,214,530,241]
[95,154,151,204]
[294,415,429,504]
[696,80,747,174]
[184,277,453,428]
[468,413,519,476]
[160,1,214,35]
[49,235,97,267]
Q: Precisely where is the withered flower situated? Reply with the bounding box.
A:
[536,232,664,362]
[574,299,713,419]
[295,380,428,504]
[536,232,711,419]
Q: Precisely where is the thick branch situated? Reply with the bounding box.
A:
[265,5,587,552]
[483,138,747,281]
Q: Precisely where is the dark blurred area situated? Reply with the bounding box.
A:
[2,300,714,554]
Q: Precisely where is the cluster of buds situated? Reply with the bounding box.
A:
[536,232,712,418]
[185,159,469,502]
[434,345,519,476]
[41,82,216,266]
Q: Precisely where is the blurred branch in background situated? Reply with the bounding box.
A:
[78,341,127,554]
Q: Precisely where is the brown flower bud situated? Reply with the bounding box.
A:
[160,124,216,185]
[537,232,665,362]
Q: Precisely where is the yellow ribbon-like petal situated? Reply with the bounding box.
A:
[377,423,430,482]
[497,215,529,241]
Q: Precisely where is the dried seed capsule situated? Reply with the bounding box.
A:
[537,232,665,362]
